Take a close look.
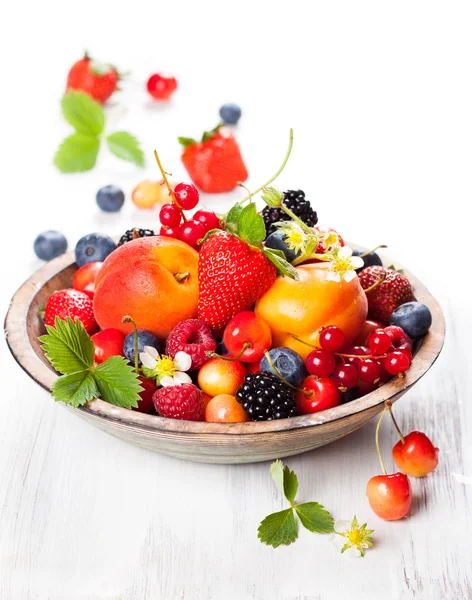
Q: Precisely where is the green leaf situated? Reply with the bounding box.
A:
[225,204,243,234]
[94,356,143,409]
[263,248,299,280]
[51,370,99,408]
[177,136,197,148]
[270,460,284,493]
[258,508,298,548]
[61,91,105,135]
[201,123,223,143]
[199,228,222,246]
[294,502,334,533]
[106,131,145,167]
[283,466,298,504]
[39,317,94,374]
[237,202,266,247]
[53,133,100,173]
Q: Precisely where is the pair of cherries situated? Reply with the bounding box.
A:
[366,401,439,520]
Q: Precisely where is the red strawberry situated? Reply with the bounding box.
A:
[179,126,248,193]
[198,232,277,331]
[153,383,203,421]
[359,266,415,324]
[45,289,98,334]
[66,53,119,103]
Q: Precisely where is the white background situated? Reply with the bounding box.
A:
[1,1,472,599]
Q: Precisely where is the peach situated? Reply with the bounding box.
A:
[255,263,368,359]
[94,237,199,339]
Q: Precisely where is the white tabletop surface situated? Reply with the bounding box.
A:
[1,2,471,599]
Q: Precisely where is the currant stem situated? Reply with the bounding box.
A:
[363,271,386,294]
[387,404,406,444]
[122,315,139,373]
[263,351,313,397]
[359,244,387,258]
[237,129,294,205]
[375,402,391,475]
[153,149,188,223]
[209,342,251,361]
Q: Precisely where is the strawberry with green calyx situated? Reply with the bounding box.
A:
[66,52,123,104]
[359,266,415,324]
[178,124,248,193]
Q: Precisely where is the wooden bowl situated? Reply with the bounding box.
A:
[4,249,445,464]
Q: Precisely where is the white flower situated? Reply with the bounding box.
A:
[139,346,192,386]
[327,246,364,283]
[330,516,374,558]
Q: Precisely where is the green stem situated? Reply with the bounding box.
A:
[263,351,312,397]
[209,342,251,361]
[387,404,406,444]
[291,252,332,267]
[279,204,313,235]
[237,129,294,205]
[359,244,387,258]
[375,403,390,475]
[291,334,318,349]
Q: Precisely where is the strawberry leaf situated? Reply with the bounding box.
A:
[201,123,223,143]
[177,137,197,148]
[93,356,143,409]
[283,466,299,504]
[106,132,145,167]
[258,508,298,548]
[51,370,99,408]
[61,91,105,136]
[53,133,100,173]
[39,317,95,374]
[225,204,243,234]
[263,248,299,280]
[237,203,265,247]
[294,502,334,533]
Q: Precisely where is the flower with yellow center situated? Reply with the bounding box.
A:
[139,346,192,386]
[326,246,364,283]
[322,230,339,250]
[330,516,374,558]
[278,223,312,256]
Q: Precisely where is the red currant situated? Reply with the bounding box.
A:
[331,362,358,390]
[358,358,381,383]
[159,225,180,239]
[174,183,199,210]
[368,330,392,356]
[384,351,411,375]
[159,203,181,228]
[146,73,177,100]
[396,345,413,362]
[319,326,345,352]
[343,345,372,368]
[178,220,206,249]
[306,349,336,378]
[193,209,220,232]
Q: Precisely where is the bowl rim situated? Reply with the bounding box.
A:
[4,246,445,436]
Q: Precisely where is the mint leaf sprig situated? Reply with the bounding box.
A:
[258,460,334,548]
[39,317,143,408]
[54,91,145,173]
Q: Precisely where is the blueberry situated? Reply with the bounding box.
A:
[34,230,68,261]
[219,103,242,125]
[75,233,116,267]
[390,302,432,339]
[96,185,125,212]
[123,330,162,366]
[265,230,300,263]
[260,347,307,387]
[353,247,382,272]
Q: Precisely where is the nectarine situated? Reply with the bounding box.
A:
[94,237,199,339]
[255,263,368,359]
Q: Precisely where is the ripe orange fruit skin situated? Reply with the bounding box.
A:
[94,237,199,339]
[255,263,368,359]
[197,358,246,397]
[205,394,249,423]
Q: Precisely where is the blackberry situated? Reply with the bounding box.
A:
[117,228,157,246]
[235,372,298,421]
[262,189,318,237]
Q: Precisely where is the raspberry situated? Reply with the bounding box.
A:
[165,319,216,370]
[153,384,203,421]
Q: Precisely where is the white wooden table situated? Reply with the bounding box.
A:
[1,2,471,598]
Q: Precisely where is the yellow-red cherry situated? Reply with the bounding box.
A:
[223,311,272,363]
[392,431,439,477]
[366,472,412,520]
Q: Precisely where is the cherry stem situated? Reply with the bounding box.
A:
[387,404,406,444]
[263,351,313,397]
[334,352,387,359]
[153,149,188,222]
[209,342,251,362]
[363,271,386,294]
[375,401,391,475]
[291,334,318,349]
[237,129,294,205]
[122,315,139,373]
[359,244,387,258]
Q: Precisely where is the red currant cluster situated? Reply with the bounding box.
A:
[158,183,220,249]
[305,325,413,395]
